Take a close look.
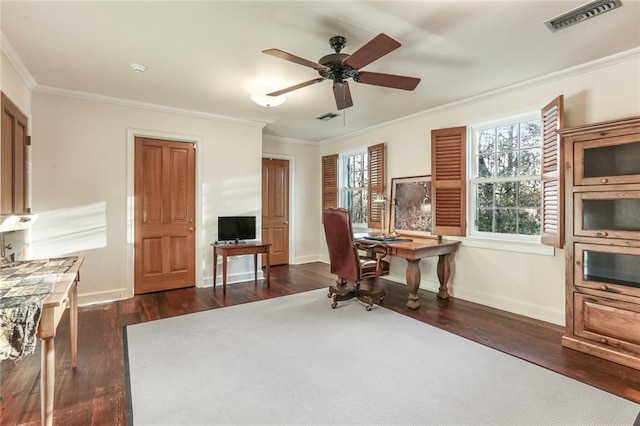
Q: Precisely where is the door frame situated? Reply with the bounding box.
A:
[262,152,295,265]
[126,128,203,298]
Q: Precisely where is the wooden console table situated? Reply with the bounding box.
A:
[211,242,271,295]
[38,256,84,426]
[0,256,84,426]
[355,235,460,309]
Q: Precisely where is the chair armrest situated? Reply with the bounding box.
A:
[353,241,389,276]
[353,241,388,257]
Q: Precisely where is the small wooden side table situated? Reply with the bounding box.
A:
[211,242,271,295]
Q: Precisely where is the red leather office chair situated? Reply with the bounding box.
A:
[322,208,389,310]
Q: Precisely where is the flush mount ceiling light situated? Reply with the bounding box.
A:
[250,93,287,108]
[130,63,148,73]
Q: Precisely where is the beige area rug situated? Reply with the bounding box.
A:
[125,289,640,425]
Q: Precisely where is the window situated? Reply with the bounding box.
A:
[322,144,385,228]
[340,150,368,226]
[469,114,542,241]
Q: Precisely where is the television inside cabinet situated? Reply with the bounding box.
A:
[560,116,640,370]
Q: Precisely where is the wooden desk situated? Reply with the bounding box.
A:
[0,256,84,426]
[356,236,460,309]
[212,242,271,295]
[38,256,84,426]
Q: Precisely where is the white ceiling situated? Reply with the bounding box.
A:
[2,1,640,142]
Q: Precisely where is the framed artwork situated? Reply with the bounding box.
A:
[389,175,432,237]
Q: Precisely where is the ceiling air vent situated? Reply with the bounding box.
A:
[316,112,340,121]
[544,0,622,32]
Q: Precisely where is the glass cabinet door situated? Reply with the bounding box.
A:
[574,243,640,298]
[574,138,640,186]
[575,192,640,239]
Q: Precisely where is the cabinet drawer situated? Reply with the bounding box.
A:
[574,243,640,299]
[574,191,640,240]
[574,293,640,355]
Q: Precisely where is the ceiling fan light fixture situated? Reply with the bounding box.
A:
[250,93,287,108]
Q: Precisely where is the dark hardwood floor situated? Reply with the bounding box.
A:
[2,262,639,425]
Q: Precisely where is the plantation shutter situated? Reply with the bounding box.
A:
[431,126,467,236]
[367,143,386,229]
[321,154,339,211]
[540,95,565,248]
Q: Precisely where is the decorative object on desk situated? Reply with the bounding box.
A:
[390,175,432,237]
[372,193,390,237]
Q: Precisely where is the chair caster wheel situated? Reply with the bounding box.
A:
[327,292,332,298]
[366,305,372,311]
[331,302,337,309]
[379,297,384,304]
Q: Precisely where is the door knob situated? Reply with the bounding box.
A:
[189,227,195,231]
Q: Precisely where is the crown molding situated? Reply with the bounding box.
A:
[34,85,266,129]
[263,134,318,147]
[1,31,37,89]
[320,47,640,145]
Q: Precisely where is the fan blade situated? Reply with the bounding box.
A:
[267,78,325,97]
[343,33,401,70]
[333,81,353,110]
[263,49,329,71]
[355,71,420,91]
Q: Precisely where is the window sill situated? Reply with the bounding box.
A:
[353,225,376,233]
[449,236,556,256]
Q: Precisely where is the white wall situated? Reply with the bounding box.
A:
[262,136,321,264]
[317,53,640,325]
[30,91,264,305]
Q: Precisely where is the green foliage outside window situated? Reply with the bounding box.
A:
[472,119,542,236]
[342,151,368,225]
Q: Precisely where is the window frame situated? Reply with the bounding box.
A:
[467,112,544,245]
[339,147,369,228]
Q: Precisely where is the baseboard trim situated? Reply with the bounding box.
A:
[454,287,564,325]
[201,270,265,288]
[79,288,131,306]
[292,255,321,264]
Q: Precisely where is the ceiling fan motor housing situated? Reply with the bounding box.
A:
[318,52,356,86]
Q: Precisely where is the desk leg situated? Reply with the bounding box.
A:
[70,281,78,368]
[436,254,452,299]
[222,253,228,295]
[213,250,218,291]
[405,258,421,310]
[265,250,270,288]
[41,338,55,426]
[254,253,258,284]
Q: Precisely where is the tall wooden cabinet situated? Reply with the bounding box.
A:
[1,92,30,214]
[560,116,640,370]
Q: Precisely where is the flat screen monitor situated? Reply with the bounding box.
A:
[217,216,256,242]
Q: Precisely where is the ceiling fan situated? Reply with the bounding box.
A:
[263,33,421,110]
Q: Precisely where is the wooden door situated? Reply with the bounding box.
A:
[262,158,289,266]
[1,92,29,214]
[134,137,196,294]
